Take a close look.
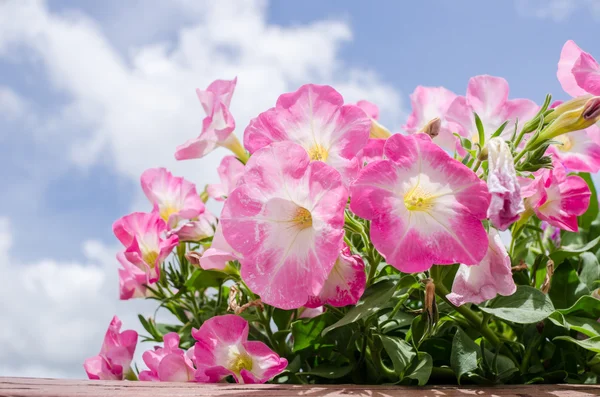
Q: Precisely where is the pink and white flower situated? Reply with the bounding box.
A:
[118,252,153,300]
[207,156,245,201]
[84,316,138,380]
[298,306,325,319]
[521,159,591,232]
[243,84,371,184]
[139,333,195,382]
[359,138,386,166]
[350,133,490,273]
[446,228,516,306]
[198,222,241,271]
[192,315,287,384]
[486,137,525,231]
[446,75,539,142]
[141,168,205,228]
[171,211,217,242]
[113,212,179,275]
[306,244,366,308]
[404,86,459,152]
[221,141,347,309]
[558,40,600,97]
[547,125,600,173]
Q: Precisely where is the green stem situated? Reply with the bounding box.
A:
[472,159,482,172]
[368,339,396,380]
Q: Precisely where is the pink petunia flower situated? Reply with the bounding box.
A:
[170,211,217,242]
[192,315,287,384]
[141,168,205,229]
[113,212,179,276]
[84,316,138,380]
[350,133,490,273]
[118,252,153,300]
[446,228,516,306]
[446,75,539,143]
[220,141,347,309]
[521,159,591,232]
[486,137,525,231]
[198,222,241,271]
[206,156,245,201]
[359,138,386,166]
[557,40,600,97]
[306,244,366,308]
[139,333,195,382]
[298,306,325,319]
[243,84,371,184]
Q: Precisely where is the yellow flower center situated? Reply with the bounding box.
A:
[142,250,159,267]
[229,353,253,373]
[404,187,435,212]
[308,144,329,161]
[554,134,573,152]
[291,207,313,230]
[159,205,178,222]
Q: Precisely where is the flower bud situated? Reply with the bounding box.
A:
[583,96,600,120]
[421,117,441,138]
[539,95,600,141]
[369,118,392,139]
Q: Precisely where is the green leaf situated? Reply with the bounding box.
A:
[420,338,453,366]
[549,261,589,309]
[272,308,293,331]
[291,313,332,352]
[549,312,600,338]
[405,352,433,386]
[550,235,600,264]
[184,270,225,290]
[491,120,509,138]
[474,112,485,147]
[579,173,598,230]
[380,311,414,334]
[580,252,600,291]
[322,280,396,335]
[454,133,472,151]
[379,335,416,375]
[450,327,479,383]
[480,286,555,324]
[556,295,600,319]
[554,336,600,353]
[296,364,353,379]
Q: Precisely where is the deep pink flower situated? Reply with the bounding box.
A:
[198,223,241,271]
[446,228,516,306]
[176,78,240,160]
[446,75,539,142]
[207,156,245,201]
[170,211,217,242]
[141,168,205,228]
[306,244,366,308]
[350,133,490,273]
[486,137,524,230]
[243,84,371,184]
[221,141,347,309]
[84,316,138,380]
[118,252,153,300]
[521,159,591,232]
[558,40,600,97]
[404,86,460,152]
[192,315,287,384]
[547,125,600,173]
[359,138,386,166]
[139,333,195,382]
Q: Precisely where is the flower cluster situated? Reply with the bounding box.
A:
[86,41,600,386]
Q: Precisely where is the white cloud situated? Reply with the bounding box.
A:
[0,86,27,120]
[514,0,600,21]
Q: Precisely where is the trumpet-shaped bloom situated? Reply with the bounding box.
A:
[175,78,238,160]
[198,222,241,271]
[139,333,195,382]
[192,315,287,384]
[243,84,371,184]
[141,168,205,228]
[170,211,217,242]
[521,159,591,232]
[350,133,490,273]
[487,137,524,230]
[306,244,366,308]
[113,212,179,275]
[446,75,539,142]
[84,316,138,380]
[447,228,516,306]
[404,86,459,152]
[207,156,245,201]
[221,141,347,309]
[558,40,600,97]
[118,252,153,300]
[547,125,600,173]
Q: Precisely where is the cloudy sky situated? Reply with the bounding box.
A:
[0,0,598,379]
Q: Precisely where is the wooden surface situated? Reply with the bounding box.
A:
[1,377,599,397]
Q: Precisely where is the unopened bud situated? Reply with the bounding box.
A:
[583,96,600,120]
[540,259,554,294]
[421,118,441,138]
[185,251,203,268]
[539,95,600,142]
[370,119,392,139]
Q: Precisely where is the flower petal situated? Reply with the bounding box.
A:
[558,40,591,97]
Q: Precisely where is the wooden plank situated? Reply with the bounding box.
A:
[1,377,599,397]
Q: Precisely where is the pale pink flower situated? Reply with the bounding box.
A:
[176,78,241,160]
[192,315,287,384]
[356,100,379,119]
[350,133,490,273]
[447,228,516,306]
[198,222,241,271]
[243,84,371,184]
[221,141,347,309]
[521,159,591,232]
[118,252,153,300]
[486,137,524,230]
[141,168,205,228]
[113,212,179,275]
[557,40,600,97]
[84,316,138,380]
[206,156,245,201]
[298,306,324,319]
[306,244,366,308]
[170,211,217,242]
[404,86,460,152]
[139,333,195,382]
[446,75,539,142]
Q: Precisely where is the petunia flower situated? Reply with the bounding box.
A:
[84,316,138,380]
[243,84,371,184]
[113,212,179,276]
[521,159,591,232]
[141,167,205,229]
[446,228,516,306]
[220,141,347,309]
[118,252,153,300]
[350,133,490,273]
[359,138,386,166]
[139,333,195,382]
[170,211,217,242]
[198,222,241,271]
[305,244,366,308]
[206,156,245,201]
[557,40,600,97]
[192,315,287,384]
[486,137,525,230]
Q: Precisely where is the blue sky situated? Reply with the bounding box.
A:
[0,0,598,379]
